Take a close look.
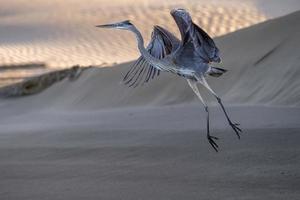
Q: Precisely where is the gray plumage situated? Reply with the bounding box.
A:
[96,8,242,151]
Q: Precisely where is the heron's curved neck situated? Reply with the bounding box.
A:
[129,26,158,64]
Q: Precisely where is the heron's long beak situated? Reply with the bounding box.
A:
[95,23,117,28]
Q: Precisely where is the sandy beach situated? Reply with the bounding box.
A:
[0,1,300,199]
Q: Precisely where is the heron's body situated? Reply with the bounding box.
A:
[96,8,242,151]
[131,24,211,80]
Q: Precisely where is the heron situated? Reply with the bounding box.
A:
[96,8,242,151]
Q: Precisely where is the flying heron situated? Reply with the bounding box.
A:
[96,8,242,151]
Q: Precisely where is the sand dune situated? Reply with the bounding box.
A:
[3,10,299,108]
[1,0,300,86]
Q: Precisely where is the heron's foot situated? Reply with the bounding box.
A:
[207,135,219,152]
[229,122,242,139]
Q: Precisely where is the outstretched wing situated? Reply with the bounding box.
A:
[123,26,180,87]
[171,9,221,63]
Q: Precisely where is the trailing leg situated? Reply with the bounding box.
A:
[187,80,219,152]
[199,77,242,139]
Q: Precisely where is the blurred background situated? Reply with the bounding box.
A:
[0,0,299,87]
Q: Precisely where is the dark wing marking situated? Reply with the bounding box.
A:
[171,9,221,63]
[189,23,221,63]
[172,40,210,78]
[174,40,205,67]
[123,26,180,87]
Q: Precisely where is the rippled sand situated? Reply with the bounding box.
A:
[0,0,269,67]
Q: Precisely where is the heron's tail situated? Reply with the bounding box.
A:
[207,67,227,77]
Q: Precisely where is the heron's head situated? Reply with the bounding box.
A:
[95,20,134,30]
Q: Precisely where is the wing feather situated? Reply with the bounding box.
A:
[171,9,221,63]
[123,26,180,87]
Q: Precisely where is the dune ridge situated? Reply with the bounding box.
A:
[3,11,299,108]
